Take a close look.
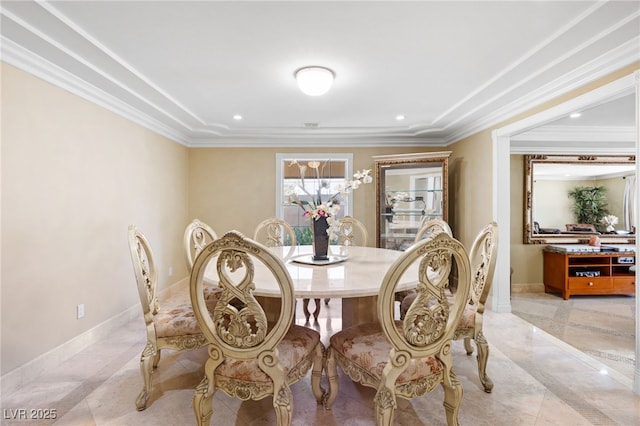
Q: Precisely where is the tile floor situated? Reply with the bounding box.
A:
[2,296,639,425]
[511,292,636,381]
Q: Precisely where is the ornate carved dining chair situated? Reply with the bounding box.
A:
[414,217,452,243]
[324,232,471,425]
[184,219,218,272]
[399,221,498,393]
[253,217,297,260]
[396,218,453,318]
[253,217,314,321]
[452,221,498,393]
[320,216,369,311]
[128,225,221,411]
[253,217,323,323]
[189,231,324,426]
[334,215,368,247]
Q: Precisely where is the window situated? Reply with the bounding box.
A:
[276,153,354,245]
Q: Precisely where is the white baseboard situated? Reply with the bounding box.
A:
[511,282,545,293]
[0,277,188,399]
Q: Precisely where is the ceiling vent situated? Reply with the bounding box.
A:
[304,123,319,129]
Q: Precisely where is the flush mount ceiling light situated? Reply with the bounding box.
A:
[295,66,335,96]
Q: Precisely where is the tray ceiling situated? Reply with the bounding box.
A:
[1,1,639,147]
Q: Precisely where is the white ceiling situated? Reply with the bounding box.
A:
[1,1,639,148]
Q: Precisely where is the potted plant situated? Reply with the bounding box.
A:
[567,185,610,227]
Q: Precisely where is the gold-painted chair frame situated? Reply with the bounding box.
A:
[253,217,297,260]
[324,232,472,425]
[414,217,453,243]
[452,221,498,393]
[184,218,218,272]
[334,215,369,247]
[128,225,212,411]
[189,231,324,426]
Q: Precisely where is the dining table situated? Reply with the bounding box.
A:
[243,245,419,327]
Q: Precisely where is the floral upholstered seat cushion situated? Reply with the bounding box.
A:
[330,322,444,384]
[154,287,221,338]
[214,325,320,383]
[445,293,476,330]
[457,303,476,329]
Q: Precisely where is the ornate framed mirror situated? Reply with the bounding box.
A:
[524,154,636,244]
[373,151,451,250]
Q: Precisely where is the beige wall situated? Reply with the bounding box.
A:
[535,179,596,229]
[510,155,543,284]
[534,177,626,230]
[1,63,190,374]
[187,147,438,246]
[447,129,494,248]
[599,176,628,223]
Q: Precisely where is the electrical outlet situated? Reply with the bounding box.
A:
[168,266,173,277]
[77,304,85,319]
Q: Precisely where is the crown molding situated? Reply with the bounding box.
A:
[511,125,635,143]
[2,5,638,148]
[510,140,635,155]
[185,136,446,148]
[1,37,193,146]
[445,39,640,144]
[7,27,634,149]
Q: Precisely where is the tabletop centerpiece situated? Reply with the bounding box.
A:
[288,160,372,261]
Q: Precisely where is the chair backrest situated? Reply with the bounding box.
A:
[334,216,368,246]
[128,225,159,320]
[189,230,295,361]
[253,217,297,259]
[379,232,471,359]
[414,217,453,243]
[468,221,498,312]
[184,219,218,272]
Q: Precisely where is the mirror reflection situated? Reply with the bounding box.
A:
[524,154,636,244]
[374,152,450,250]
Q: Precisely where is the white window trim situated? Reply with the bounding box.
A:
[275,153,354,219]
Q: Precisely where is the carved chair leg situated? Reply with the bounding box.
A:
[312,298,321,321]
[463,337,474,355]
[475,333,494,393]
[258,351,293,426]
[303,298,311,322]
[322,347,339,409]
[311,343,325,403]
[440,347,462,426]
[272,387,293,426]
[374,387,396,426]
[136,342,155,411]
[193,356,220,426]
[193,376,214,426]
[374,351,408,426]
[442,370,463,426]
[152,349,161,368]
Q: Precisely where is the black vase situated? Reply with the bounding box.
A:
[385,206,394,223]
[312,216,330,261]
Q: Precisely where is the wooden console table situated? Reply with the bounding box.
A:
[543,248,635,300]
